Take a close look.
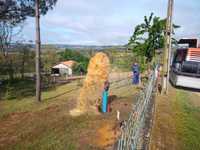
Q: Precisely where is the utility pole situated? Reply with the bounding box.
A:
[35,0,41,102]
[162,0,174,95]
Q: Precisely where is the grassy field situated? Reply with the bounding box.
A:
[0,80,80,119]
[150,88,200,150]
[0,77,138,150]
[174,90,200,150]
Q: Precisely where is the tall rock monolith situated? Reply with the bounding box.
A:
[70,52,110,116]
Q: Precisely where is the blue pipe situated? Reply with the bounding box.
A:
[102,90,108,113]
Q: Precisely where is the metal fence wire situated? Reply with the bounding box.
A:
[117,67,157,150]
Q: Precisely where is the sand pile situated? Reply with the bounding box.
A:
[70,52,110,116]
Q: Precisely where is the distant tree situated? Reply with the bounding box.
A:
[18,44,35,79]
[0,0,58,79]
[59,49,89,73]
[0,18,24,80]
[42,50,59,73]
[0,44,35,80]
[73,63,86,75]
[0,22,16,56]
[103,49,117,64]
[0,0,58,101]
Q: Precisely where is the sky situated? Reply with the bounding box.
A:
[21,0,200,45]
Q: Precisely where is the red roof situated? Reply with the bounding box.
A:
[61,60,76,67]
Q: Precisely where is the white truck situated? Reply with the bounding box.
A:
[169,39,200,89]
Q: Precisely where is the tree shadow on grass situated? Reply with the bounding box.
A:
[0,78,36,100]
[43,88,78,101]
[0,78,58,101]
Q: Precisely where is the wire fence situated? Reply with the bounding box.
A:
[117,67,157,150]
[42,74,133,101]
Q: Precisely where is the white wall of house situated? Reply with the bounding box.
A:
[52,64,73,76]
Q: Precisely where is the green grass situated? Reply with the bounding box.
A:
[0,79,35,100]
[0,80,80,119]
[174,90,200,150]
[5,114,90,150]
[0,80,97,150]
[110,51,135,72]
[0,76,137,150]
[0,80,132,150]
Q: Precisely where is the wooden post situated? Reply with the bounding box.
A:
[35,0,41,102]
[162,0,174,95]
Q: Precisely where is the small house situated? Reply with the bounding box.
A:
[51,60,76,76]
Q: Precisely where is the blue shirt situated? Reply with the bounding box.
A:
[132,64,140,74]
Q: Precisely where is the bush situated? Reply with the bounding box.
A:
[59,49,89,74]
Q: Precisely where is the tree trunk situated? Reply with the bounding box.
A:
[35,0,41,102]
[8,59,14,81]
[21,59,25,79]
[21,49,25,79]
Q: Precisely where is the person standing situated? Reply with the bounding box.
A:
[102,81,110,113]
[80,67,84,76]
[132,62,140,85]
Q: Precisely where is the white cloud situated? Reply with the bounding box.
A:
[20,0,200,45]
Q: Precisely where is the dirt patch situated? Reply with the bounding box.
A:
[0,102,71,148]
[95,122,120,148]
[0,111,31,147]
[0,83,137,150]
[77,95,135,150]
